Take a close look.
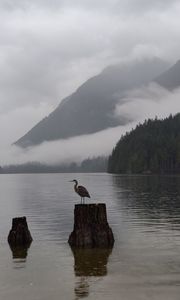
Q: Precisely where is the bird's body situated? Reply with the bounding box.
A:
[71,179,90,204]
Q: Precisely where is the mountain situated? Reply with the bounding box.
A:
[15,58,168,148]
[155,60,180,90]
[108,114,180,174]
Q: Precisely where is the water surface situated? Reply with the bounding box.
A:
[0,173,180,299]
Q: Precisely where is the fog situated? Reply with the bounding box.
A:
[0,0,180,166]
[0,125,134,166]
[115,83,180,122]
[0,82,179,166]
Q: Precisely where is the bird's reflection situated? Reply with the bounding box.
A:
[72,248,112,299]
[75,277,89,299]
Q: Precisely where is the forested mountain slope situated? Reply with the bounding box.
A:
[108,114,180,174]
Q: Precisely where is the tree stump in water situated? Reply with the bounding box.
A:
[68,204,114,248]
[8,217,33,247]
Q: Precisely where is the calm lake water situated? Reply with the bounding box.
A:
[0,173,180,300]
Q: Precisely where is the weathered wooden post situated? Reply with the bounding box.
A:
[8,216,33,247]
[68,203,114,248]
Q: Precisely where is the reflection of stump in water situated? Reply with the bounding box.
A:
[72,248,112,276]
[9,244,30,259]
[72,248,112,299]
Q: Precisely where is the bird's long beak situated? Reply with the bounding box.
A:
[69,180,74,182]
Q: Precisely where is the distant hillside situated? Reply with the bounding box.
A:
[108,114,180,174]
[1,156,107,173]
[15,58,168,147]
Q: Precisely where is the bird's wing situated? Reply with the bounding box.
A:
[78,185,91,198]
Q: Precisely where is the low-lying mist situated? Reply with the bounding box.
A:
[0,124,135,166]
[115,83,180,121]
[1,83,180,167]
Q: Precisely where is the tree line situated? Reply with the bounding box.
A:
[0,156,108,174]
[108,113,180,174]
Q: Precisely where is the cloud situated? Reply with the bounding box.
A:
[0,0,178,13]
[115,83,180,122]
[1,84,180,167]
[1,0,180,114]
[0,124,135,166]
[0,0,180,164]
[0,103,53,145]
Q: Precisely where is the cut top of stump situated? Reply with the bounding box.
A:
[74,204,108,228]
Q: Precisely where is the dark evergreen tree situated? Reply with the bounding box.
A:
[108,114,180,174]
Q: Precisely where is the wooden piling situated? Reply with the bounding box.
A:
[68,204,114,248]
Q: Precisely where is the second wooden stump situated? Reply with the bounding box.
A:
[8,216,33,247]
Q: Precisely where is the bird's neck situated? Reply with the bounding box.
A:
[74,181,78,192]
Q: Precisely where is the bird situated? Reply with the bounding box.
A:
[70,179,90,204]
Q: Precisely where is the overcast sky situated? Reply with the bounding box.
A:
[0,0,180,165]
